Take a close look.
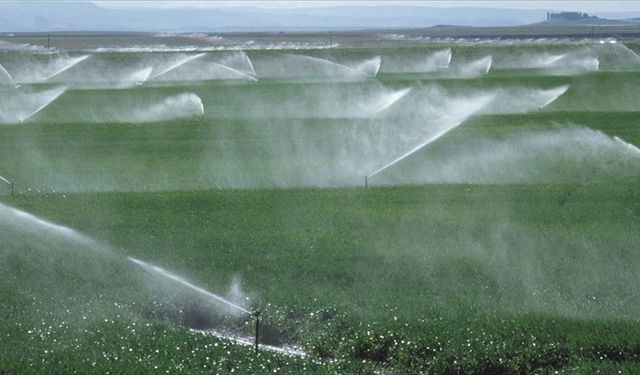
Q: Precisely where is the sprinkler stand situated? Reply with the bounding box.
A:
[253,310,261,354]
[364,175,368,189]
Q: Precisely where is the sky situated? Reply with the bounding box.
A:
[94,1,640,13]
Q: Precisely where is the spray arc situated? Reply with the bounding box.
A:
[0,174,13,195]
[364,92,495,186]
[128,257,263,352]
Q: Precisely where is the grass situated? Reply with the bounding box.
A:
[2,183,640,373]
[2,70,640,191]
[1,42,640,373]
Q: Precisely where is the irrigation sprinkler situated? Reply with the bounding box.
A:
[253,309,261,354]
[0,174,13,196]
[364,175,368,189]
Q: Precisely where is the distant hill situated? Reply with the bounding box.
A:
[0,2,547,32]
[0,2,637,33]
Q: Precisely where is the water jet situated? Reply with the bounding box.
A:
[151,56,258,82]
[0,202,111,251]
[0,86,67,124]
[20,86,68,123]
[381,48,452,73]
[266,54,380,79]
[128,256,264,353]
[542,54,567,67]
[614,136,640,154]
[372,87,412,115]
[287,54,356,75]
[0,62,14,86]
[210,62,258,81]
[150,53,207,79]
[128,257,250,315]
[539,85,570,109]
[128,66,153,85]
[457,55,492,77]
[366,92,494,181]
[243,53,256,75]
[45,55,90,81]
[353,56,382,77]
[0,174,13,195]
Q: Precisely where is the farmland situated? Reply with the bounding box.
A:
[1,37,640,373]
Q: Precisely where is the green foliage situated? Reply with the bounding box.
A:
[2,183,640,372]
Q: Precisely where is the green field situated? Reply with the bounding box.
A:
[1,41,640,373]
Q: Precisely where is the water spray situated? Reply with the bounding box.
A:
[539,85,570,109]
[0,174,13,196]
[129,67,153,85]
[17,86,68,123]
[282,54,378,79]
[457,55,492,77]
[353,56,382,77]
[0,202,111,251]
[614,136,640,155]
[363,92,495,182]
[128,257,250,313]
[0,63,14,86]
[0,202,266,354]
[380,48,452,73]
[127,257,262,352]
[366,122,464,180]
[45,55,90,81]
[243,53,256,75]
[150,53,207,80]
[372,87,412,115]
[208,62,257,82]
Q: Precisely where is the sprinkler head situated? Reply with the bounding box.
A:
[252,309,261,318]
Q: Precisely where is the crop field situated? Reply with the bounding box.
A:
[1,38,640,373]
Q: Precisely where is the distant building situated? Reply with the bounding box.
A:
[546,12,598,21]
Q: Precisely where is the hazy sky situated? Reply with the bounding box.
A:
[94,1,640,13]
